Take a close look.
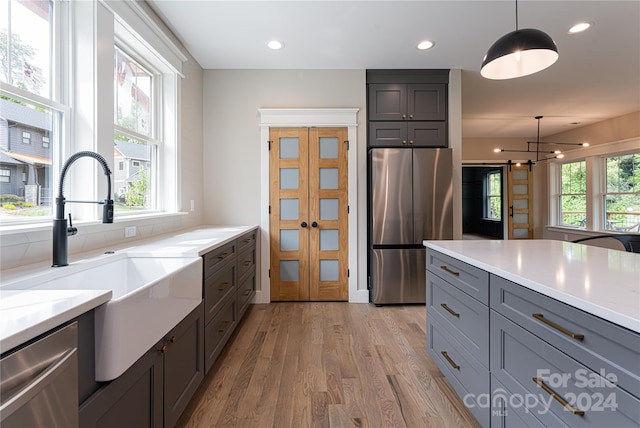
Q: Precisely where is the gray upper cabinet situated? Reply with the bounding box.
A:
[367,70,449,148]
[368,83,446,121]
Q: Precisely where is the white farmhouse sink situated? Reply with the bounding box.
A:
[2,253,202,381]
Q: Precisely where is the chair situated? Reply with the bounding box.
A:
[613,222,640,233]
[573,234,640,253]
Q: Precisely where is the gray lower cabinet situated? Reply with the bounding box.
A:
[79,303,204,428]
[203,229,257,373]
[426,251,490,427]
[425,249,640,428]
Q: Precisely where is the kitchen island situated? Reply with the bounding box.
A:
[423,239,640,427]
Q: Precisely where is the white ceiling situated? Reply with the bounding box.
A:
[146,0,640,139]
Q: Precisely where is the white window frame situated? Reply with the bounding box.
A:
[549,138,640,233]
[485,170,502,220]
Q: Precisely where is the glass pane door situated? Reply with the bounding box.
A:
[508,164,533,239]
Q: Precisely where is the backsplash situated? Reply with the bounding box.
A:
[0,215,188,271]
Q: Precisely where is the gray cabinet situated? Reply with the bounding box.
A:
[426,250,490,426]
[367,70,448,148]
[79,303,203,428]
[425,248,640,428]
[202,229,257,373]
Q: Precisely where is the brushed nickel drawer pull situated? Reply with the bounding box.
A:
[217,281,230,291]
[440,303,460,318]
[440,265,460,276]
[243,290,251,296]
[243,261,252,266]
[533,377,585,415]
[532,313,584,340]
[218,320,230,332]
[441,351,460,370]
[217,252,231,260]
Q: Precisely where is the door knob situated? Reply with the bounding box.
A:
[301,221,308,228]
[311,221,318,228]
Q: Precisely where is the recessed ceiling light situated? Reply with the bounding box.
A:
[267,40,284,50]
[568,22,591,34]
[416,40,435,50]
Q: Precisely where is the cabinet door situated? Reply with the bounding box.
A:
[79,343,163,428]
[407,122,447,147]
[368,83,407,120]
[368,122,408,147]
[164,304,204,428]
[407,83,446,121]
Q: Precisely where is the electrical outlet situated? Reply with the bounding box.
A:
[124,226,137,238]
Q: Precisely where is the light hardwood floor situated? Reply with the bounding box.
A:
[176,303,481,428]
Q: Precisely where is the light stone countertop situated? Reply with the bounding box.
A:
[0,225,258,354]
[423,239,640,333]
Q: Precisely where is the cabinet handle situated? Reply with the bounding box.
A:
[409,140,414,145]
[439,265,460,276]
[409,114,413,119]
[242,239,251,244]
[218,321,230,332]
[402,114,407,119]
[157,345,167,354]
[441,351,460,370]
[243,261,252,266]
[532,313,584,340]
[532,377,585,415]
[218,281,229,291]
[166,335,176,343]
[402,140,407,145]
[242,289,251,296]
[301,221,308,228]
[217,252,230,260]
[440,303,460,318]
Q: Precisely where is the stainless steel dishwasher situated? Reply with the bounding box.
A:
[1,322,79,427]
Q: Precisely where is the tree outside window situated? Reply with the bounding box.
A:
[604,154,640,231]
[559,161,587,227]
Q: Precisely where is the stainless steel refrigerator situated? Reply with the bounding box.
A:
[369,148,453,304]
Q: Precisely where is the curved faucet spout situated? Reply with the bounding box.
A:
[53,151,114,267]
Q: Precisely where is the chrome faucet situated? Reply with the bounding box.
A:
[52,151,114,267]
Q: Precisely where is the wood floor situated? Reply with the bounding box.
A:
[176,303,481,428]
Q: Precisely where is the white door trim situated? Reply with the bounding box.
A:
[257,108,366,303]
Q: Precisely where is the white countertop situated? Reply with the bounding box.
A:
[0,289,111,352]
[125,225,257,257]
[423,239,640,333]
[0,225,257,354]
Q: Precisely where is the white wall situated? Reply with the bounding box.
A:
[202,69,368,297]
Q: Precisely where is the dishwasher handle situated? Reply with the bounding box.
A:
[0,348,77,422]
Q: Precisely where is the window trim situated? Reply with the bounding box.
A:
[549,137,640,232]
[485,170,502,220]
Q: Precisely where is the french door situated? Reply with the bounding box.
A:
[507,164,534,239]
[269,127,349,301]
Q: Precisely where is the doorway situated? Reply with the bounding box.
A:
[269,127,349,301]
[462,166,504,239]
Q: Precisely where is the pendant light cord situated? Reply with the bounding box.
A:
[515,0,519,30]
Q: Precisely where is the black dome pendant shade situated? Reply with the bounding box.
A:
[481,1,558,80]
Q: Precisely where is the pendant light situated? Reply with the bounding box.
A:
[481,0,558,80]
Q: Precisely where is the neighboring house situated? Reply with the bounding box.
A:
[113,140,151,202]
[0,98,52,205]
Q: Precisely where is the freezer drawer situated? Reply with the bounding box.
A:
[371,248,426,304]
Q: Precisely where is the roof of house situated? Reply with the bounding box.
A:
[114,140,151,161]
[0,99,53,131]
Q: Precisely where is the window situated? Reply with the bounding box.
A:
[486,171,502,220]
[604,154,640,231]
[1,0,61,223]
[118,161,124,171]
[559,161,587,227]
[113,45,156,212]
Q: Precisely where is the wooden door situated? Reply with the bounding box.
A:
[507,164,534,239]
[269,127,349,301]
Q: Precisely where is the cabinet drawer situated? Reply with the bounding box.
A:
[408,122,446,147]
[237,273,255,319]
[237,230,256,254]
[204,293,237,373]
[491,311,640,427]
[203,241,236,279]
[427,315,489,427]
[428,272,489,366]
[204,262,236,325]
[490,274,640,399]
[237,246,256,281]
[426,250,489,304]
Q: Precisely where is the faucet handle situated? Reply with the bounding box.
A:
[67,213,78,236]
